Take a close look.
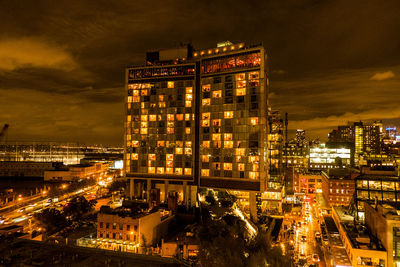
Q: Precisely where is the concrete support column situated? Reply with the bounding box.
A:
[129,178,134,199]
[249,192,258,223]
[164,180,169,203]
[146,179,151,201]
[183,182,188,207]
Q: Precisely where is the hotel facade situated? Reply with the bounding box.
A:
[124,42,269,217]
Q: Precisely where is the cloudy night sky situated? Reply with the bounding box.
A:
[0,0,399,145]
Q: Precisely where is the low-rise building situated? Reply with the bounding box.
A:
[365,202,400,267]
[44,162,108,181]
[322,169,357,207]
[294,173,322,194]
[96,206,174,253]
[0,161,63,177]
[332,206,387,267]
[355,166,400,220]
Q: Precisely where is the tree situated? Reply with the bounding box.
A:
[205,191,216,205]
[197,214,291,267]
[34,208,67,233]
[63,196,96,220]
[108,180,126,193]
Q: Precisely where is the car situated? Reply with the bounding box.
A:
[17,208,26,213]
[312,254,320,262]
[315,232,321,238]
[301,235,307,242]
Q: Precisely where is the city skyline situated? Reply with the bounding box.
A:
[0,1,399,145]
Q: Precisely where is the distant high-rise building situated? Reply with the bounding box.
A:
[295,129,306,147]
[124,42,269,218]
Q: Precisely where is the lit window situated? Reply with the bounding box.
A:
[249,71,259,79]
[249,156,259,163]
[236,73,245,80]
[132,141,139,147]
[213,163,221,170]
[224,133,232,140]
[212,90,222,98]
[167,122,174,127]
[184,168,192,175]
[141,115,148,121]
[148,154,156,161]
[186,128,191,134]
[186,87,193,93]
[133,96,140,102]
[149,115,157,121]
[237,80,246,88]
[202,98,210,106]
[127,96,132,103]
[175,168,182,175]
[167,81,174,88]
[236,148,245,156]
[158,102,166,108]
[202,84,211,92]
[202,155,210,162]
[185,141,192,148]
[202,120,210,127]
[250,117,259,125]
[157,167,164,174]
[223,163,232,170]
[224,141,233,148]
[166,161,173,167]
[203,141,210,148]
[157,141,164,147]
[140,89,148,96]
[212,134,221,141]
[252,164,259,171]
[201,169,210,176]
[166,168,173,174]
[167,128,174,134]
[176,114,183,121]
[141,122,148,128]
[127,115,132,122]
[202,113,210,120]
[141,128,148,134]
[185,148,192,155]
[141,102,146,109]
[224,111,234,118]
[175,148,183,154]
[186,94,192,101]
[249,172,259,179]
[214,141,221,148]
[212,119,221,126]
[236,88,246,96]
[132,153,138,160]
[185,114,191,120]
[167,114,174,121]
[159,95,165,101]
[185,101,192,107]
[238,163,245,171]
[133,90,140,96]
[148,167,155,174]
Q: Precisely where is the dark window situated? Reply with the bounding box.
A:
[127,225,130,231]
[203,127,210,134]
[237,96,245,103]
[225,76,232,82]
[224,97,233,104]
[214,77,221,83]
[240,172,245,178]
[203,92,210,98]
[251,103,258,109]
[112,233,116,239]
[251,95,257,102]
[100,222,103,228]
[100,233,103,238]
[225,83,233,89]
[119,224,123,230]
[106,223,110,229]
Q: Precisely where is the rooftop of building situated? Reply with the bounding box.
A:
[333,206,354,223]
[369,203,400,221]
[360,166,399,176]
[128,41,264,68]
[99,202,171,220]
[322,169,358,180]
[341,222,386,251]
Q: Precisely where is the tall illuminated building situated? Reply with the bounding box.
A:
[124,42,268,218]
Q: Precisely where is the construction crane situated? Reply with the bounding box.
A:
[0,124,9,142]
